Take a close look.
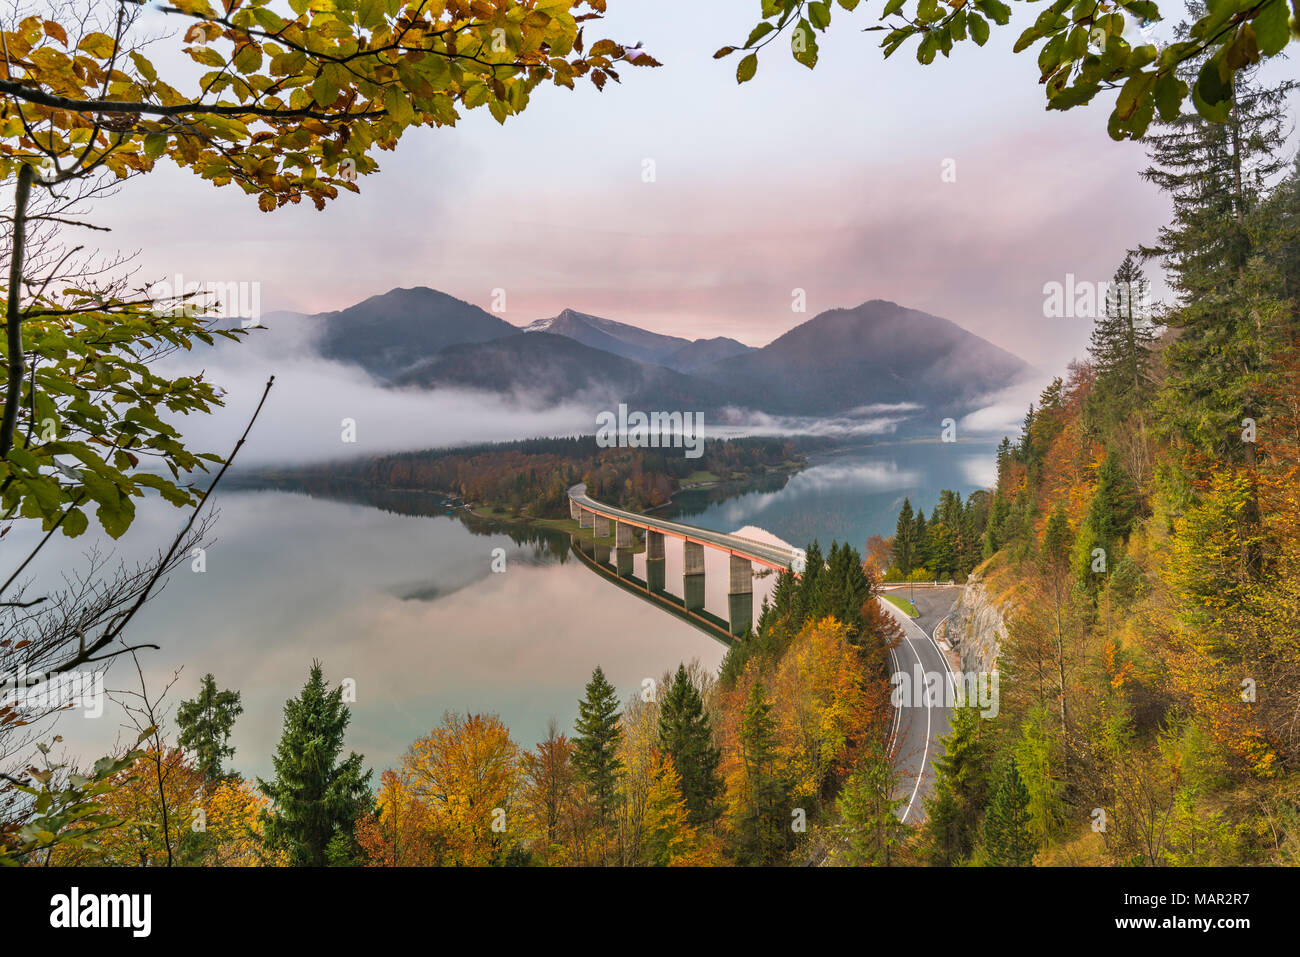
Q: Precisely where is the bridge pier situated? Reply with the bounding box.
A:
[593,514,611,539]
[728,554,754,637]
[683,540,705,614]
[578,507,592,529]
[646,531,665,593]
[615,521,634,548]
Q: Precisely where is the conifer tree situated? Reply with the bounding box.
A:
[984,762,1037,866]
[657,665,722,827]
[894,498,916,574]
[1143,57,1297,462]
[911,509,929,573]
[731,681,791,865]
[259,661,372,866]
[572,666,625,824]
[836,739,906,866]
[176,674,243,785]
[922,705,991,865]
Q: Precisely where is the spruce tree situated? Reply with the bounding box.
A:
[572,666,624,824]
[1142,52,1296,462]
[894,498,915,574]
[176,673,243,784]
[984,762,1037,866]
[911,509,929,574]
[1086,253,1157,434]
[657,665,723,827]
[259,661,372,866]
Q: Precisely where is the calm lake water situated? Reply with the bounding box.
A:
[6,440,996,781]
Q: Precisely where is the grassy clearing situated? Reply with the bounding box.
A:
[881,593,920,617]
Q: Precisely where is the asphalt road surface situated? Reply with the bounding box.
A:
[880,585,964,824]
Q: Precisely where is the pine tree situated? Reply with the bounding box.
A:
[259,661,372,866]
[657,665,722,827]
[984,762,1037,866]
[176,673,243,784]
[572,666,624,824]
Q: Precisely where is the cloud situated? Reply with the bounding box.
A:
[154,331,604,465]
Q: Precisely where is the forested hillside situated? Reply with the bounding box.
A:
[911,68,1300,865]
[258,435,814,518]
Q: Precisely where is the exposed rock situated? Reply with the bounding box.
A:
[938,570,1007,674]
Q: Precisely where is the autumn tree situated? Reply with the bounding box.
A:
[642,751,708,866]
[519,718,579,862]
[402,711,523,866]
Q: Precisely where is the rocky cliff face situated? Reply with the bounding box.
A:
[938,571,1007,674]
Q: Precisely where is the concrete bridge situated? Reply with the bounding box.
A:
[567,483,806,638]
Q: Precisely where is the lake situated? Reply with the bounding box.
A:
[3,439,997,781]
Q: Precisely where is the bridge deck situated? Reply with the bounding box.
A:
[568,483,801,573]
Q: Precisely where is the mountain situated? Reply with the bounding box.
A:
[295,287,1034,432]
[665,336,753,372]
[392,331,755,409]
[699,300,1036,417]
[315,287,517,380]
[522,308,692,366]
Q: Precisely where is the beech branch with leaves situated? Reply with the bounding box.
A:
[0,0,657,541]
[719,0,1299,139]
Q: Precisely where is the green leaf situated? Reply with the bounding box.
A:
[917,30,938,64]
[792,19,820,67]
[1192,52,1232,122]
[975,0,1011,26]
[62,507,88,538]
[1253,0,1290,56]
[881,0,907,16]
[737,52,759,82]
[311,73,340,107]
[128,51,157,84]
[1153,71,1187,121]
[969,13,990,46]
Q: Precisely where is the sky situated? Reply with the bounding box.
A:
[88,0,1300,381]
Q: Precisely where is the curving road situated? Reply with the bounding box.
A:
[879,586,963,824]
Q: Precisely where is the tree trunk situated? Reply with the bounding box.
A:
[1,162,35,459]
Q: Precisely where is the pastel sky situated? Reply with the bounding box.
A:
[100,1,1299,372]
